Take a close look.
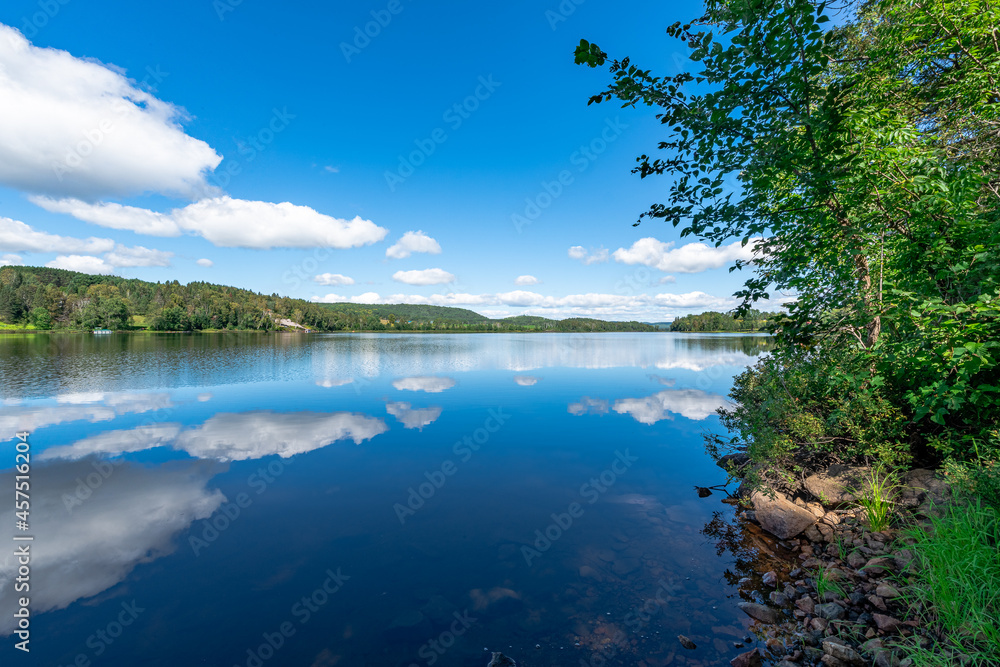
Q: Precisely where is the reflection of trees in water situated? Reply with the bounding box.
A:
[674,334,775,357]
[701,510,793,602]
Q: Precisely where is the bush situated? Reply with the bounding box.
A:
[717,345,911,476]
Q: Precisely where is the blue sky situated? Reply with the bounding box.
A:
[0,0,774,321]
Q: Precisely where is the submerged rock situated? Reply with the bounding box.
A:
[738,601,780,624]
[751,491,817,539]
[678,634,697,649]
[487,652,516,666]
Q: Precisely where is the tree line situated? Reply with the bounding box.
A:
[667,309,769,332]
[0,266,655,333]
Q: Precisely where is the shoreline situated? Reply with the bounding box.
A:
[720,461,957,667]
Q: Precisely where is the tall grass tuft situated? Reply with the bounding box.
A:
[853,464,900,531]
[903,500,1000,666]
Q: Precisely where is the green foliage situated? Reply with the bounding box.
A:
[668,309,769,332]
[28,306,52,330]
[577,0,1000,470]
[721,346,911,469]
[901,500,1000,666]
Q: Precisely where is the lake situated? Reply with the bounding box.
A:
[0,332,775,666]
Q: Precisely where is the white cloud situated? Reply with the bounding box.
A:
[653,291,736,309]
[392,376,456,393]
[196,258,213,267]
[39,424,182,461]
[613,238,760,273]
[313,273,355,286]
[0,25,221,199]
[392,268,455,286]
[0,460,223,635]
[514,375,539,386]
[316,378,353,387]
[568,397,610,416]
[612,388,733,424]
[33,196,388,250]
[385,402,442,430]
[659,276,677,284]
[568,246,609,265]
[46,254,115,274]
[514,275,539,286]
[385,230,442,259]
[174,411,388,461]
[0,254,22,266]
[0,216,114,254]
[324,165,339,173]
[103,244,172,267]
[0,392,170,435]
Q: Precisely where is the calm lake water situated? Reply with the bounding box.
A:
[0,332,774,666]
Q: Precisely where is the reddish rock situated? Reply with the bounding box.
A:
[730,648,763,667]
[751,491,818,539]
[795,596,815,614]
[873,613,903,633]
[762,570,778,587]
[867,594,887,611]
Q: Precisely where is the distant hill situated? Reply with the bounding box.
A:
[0,266,655,333]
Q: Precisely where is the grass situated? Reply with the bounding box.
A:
[900,500,1000,666]
[852,464,901,531]
[814,566,848,601]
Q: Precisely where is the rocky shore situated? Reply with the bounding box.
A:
[721,460,957,667]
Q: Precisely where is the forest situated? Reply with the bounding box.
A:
[0,265,656,333]
[667,309,770,332]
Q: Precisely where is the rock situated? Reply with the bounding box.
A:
[766,637,786,655]
[678,635,697,650]
[487,652,516,667]
[730,648,763,667]
[804,524,824,542]
[867,595,887,611]
[738,602,780,624]
[751,491,817,539]
[821,512,841,525]
[864,557,895,576]
[873,613,903,633]
[874,650,900,667]
[875,583,901,599]
[810,617,830,631]
[795,596,815,614]
[762,571,778,587]
[815,603,846,621]
[823,640,865,665]
[804,465,871,507]
[847,552,867,569]
[821,655,849,667]
[769,591,789,606]
[612,557,641,576]
[718,452,751,472]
